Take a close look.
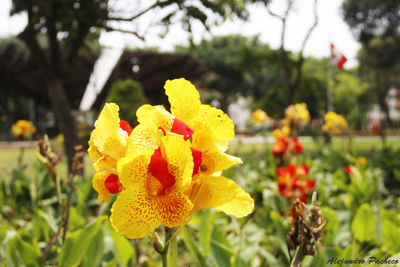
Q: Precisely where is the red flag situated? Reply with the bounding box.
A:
[330,43,347,70]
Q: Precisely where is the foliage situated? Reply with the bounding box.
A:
[342,0,400,127]
[177,35,281,111]
[342,0,400,43]
[105,78,148,127]
[1,136,400,265]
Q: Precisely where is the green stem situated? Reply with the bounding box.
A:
[162,227,177,267]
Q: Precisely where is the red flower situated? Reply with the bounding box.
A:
[344,166,352,175]
[272,137,303,156]
[272,137,289,155]
[276,164,315,203]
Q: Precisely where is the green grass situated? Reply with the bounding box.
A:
[1,136,398,180]
[0,146,96,180]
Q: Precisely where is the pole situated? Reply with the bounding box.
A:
[327,59,334,112]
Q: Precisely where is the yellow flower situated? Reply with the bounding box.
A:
[252,109,269,125]
[56,134,64,145]
[108,78,254,238]
[356,156,367,166]
[88,103,132,202]
[273,126,291,139]
[11,120,36,139]
[285,103,310,123]
[322,112,347,135]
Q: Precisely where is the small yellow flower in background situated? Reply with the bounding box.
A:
[252,109,269,125]
[11,120,36,139]
[56,134,64,145]
[89,78,254,239]
[322,111,347,135]
[273,126,291,139]
[285,103,310,123]
[356,156,367,166]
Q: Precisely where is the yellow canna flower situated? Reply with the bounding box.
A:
[107,78,254,239]
[11,120,36,139]
[285,103,310,123]
[252,109,269,125]
[322,112,347,135]
[356,156,367,166]
[88,103,132,202]
[273,126,291,139]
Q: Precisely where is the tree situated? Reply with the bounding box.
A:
[265,0,319,105]
[342,0,400,127]
[105,78,148,126]
[10,0,250,170]
[177,35,282,112]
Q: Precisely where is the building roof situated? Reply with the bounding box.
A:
[1,48,206,110]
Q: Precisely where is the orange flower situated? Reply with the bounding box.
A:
[277,164,315,203]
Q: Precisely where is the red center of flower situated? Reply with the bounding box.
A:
[149,147,176,189]
[119,120,132,135]
[105,174,123,194]
[170,118,194,140]
[191,148,202,175]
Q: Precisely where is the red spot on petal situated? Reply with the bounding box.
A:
[171,118,194,140]
[158,127,166,136]
[105,174,123,194]
[149,148,176,189]
[119,120,132,135]
[191,148,202,175]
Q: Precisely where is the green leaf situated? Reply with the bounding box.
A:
[199,209,214,257]
[82,226,105,267]
[104,257,119,267]
[351,203,376,242]
[6,234,41,267]
[181,227,206,266]
[210,225,233,267]
[382,219,400,254]
[105,220,136,267]
[59,216,106,267]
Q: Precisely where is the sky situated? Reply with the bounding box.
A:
[1,0,360,68]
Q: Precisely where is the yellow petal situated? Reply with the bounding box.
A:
[110,189,161,239]
[136,105,174,132]
[117,150,153,190]
[192,176,254,218]
[190,105,235,142]
[92,103,127,159]
[126,124,161,156]
[199,151,242,175]
[164,78,201,123]
[156,191,193,227]
[88,135,117,173]
[162,135,193,189]
[92,171,111,202]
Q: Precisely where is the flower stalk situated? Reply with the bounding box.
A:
[162,227,177,267]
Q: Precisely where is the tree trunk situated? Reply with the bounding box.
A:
[45,72,81,172]
[378,97,393,128]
